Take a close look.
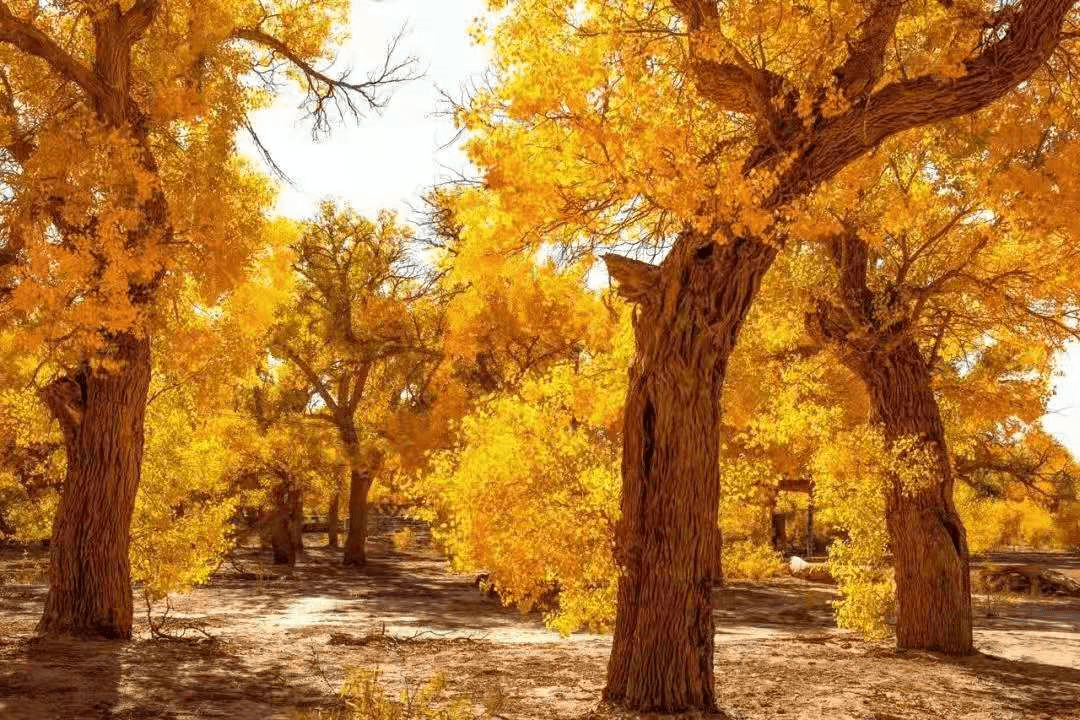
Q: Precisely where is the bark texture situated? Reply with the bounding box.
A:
[809,232,972,654]
[37,333,152,639]
[864,340,972,653]
[343,465,372,567]
[0,4,167,641]
[595,0,1067,706]
[339,424,381,568]
[602,232,777,713]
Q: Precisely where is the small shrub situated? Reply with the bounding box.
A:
[972,570,1019,619]
[722,540,786,580]
[304,668,499,720]
[391,527,415,551]
[830,560,895,641]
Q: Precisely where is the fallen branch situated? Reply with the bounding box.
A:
[788,556,835,584]
[143,591,218,644]
[975,564,1080,597]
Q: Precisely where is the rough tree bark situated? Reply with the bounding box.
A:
[343,465,372,567]
[0,0,411,641]
[0,4,168,641]
[36,333,152,639]
[808,231,973,654]
[602,232,777,713]
[866,340,973,653]
[339,424,381,568]
[593,0,1067,705]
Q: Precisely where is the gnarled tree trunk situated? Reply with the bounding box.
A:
[809,232,972,654]
[37,333,152,639]
[862,339,973,654]
[602,232,776,713]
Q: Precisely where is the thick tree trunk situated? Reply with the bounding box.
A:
[268,516,294,566]
[36,333,152,640]
[267,475,303,566]
[861,339,973,654]
[602,233,776,713]
[343,464,372,567]
[327,487,340,549]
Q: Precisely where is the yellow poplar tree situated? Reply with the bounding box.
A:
[270,204,443,567]
[0,0,413,639]
[459,0,1076,710]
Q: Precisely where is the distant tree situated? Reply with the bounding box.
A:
[804,119,1080,648]
[271,204,442,567]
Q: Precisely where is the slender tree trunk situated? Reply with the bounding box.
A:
[0,509,14,537]
[602,233,776,713]
[36,333,152,640]
[337,424,380,567]
[291,484,304,557]
[327,486,341,549]
[860,339,973,654]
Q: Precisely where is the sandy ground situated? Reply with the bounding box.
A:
[1,534,1079,720]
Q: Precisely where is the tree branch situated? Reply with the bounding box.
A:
[768,0,1076,207]
[603,253,661,304]
[231,25,420,138]
[0,2,105,104]
[274,343,340,414]
[121,0,163,42]
[345,362,372,415]
[833,0,905,101]
[672,0,785,117]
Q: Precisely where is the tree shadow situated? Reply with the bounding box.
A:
[201,542,554,637]
[0,633,334,719]
[947,652,1080,718]
[0,637,123,720]
[977,550,1080,573]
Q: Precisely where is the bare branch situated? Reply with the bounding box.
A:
[231,25,421,138]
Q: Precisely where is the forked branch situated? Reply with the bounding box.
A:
[232,25,421,138]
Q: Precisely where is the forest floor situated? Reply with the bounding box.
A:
[1,529,1079,720]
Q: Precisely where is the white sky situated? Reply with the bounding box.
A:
[244,0,1080,460]
[245,0,490,221]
